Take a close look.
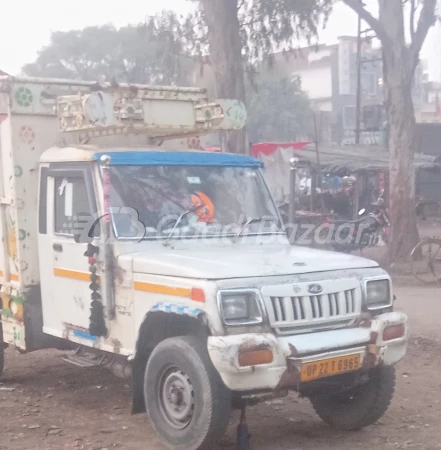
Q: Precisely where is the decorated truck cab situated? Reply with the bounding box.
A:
[0,77,407,450]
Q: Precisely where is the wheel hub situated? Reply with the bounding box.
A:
[159,367,195,429]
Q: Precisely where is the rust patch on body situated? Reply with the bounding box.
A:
[360,319,372,328]
[362,353,377,370]
[113,263,126,285]
[352,312,372,328]
[277,366,301,389]
[238,339,270,353]
[370,331,379,344]
[278,356,302,389]
[288,343,299,357]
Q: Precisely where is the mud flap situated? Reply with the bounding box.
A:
[1,317,26,350]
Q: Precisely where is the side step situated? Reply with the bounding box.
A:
[63,345,132,379]
[63,347,106,368]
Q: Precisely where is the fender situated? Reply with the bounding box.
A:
[149,302,205,318]
[131,302,209,414]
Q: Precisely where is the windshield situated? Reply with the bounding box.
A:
[109,165,281,239]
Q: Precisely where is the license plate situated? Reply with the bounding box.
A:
[301,353,361,382]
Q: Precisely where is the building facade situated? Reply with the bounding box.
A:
[275,37,425,145]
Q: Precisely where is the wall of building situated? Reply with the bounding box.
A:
[296,65,333,111]
[275,37,387,144]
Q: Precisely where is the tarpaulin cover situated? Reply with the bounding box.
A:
[291,144,440,173]
[251,142,311,156]
[257,143,440,204]
[93,151,263,168]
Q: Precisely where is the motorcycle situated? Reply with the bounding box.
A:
[325,195,390,254]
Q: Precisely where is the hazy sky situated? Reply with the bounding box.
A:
[0,0,436,76]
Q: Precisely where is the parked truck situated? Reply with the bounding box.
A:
[0,76,407,450]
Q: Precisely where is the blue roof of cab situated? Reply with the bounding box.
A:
[92,151,263,168]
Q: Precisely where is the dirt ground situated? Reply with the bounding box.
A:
[1,279,440,450]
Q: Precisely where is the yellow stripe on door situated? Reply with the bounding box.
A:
[52,272,202,301]
[133,281,191,298]
[54,268,92,282]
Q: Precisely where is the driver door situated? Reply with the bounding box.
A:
[39,164,100,340]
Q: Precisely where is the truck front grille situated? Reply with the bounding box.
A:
[262,280,362,335]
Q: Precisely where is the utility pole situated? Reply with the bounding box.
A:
[355,8,380,146]
[288,157,298,241]
[355,13,362,145]
[312,111,322,213]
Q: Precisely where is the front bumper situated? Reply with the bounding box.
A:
[207,312,407,392]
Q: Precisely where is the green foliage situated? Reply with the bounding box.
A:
[22,15,192,85]
[246,70,313,143]
[243,0,333,61]
[22,1,321,150]
[184,0,333,63]
[23,1,332,85]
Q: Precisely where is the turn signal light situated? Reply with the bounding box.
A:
[383,324,405,341]
[238,349,274,367]
[191,288,206,303]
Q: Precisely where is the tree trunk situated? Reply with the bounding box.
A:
[380,0,420,261]
[384,68,420,261]
[200,0,249,154]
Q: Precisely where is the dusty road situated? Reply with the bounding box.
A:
[1,280,440,450]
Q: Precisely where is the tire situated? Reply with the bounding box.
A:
[310,366,396,431]
[144,335,232,450]
[411,239,441,285]
[0,321,4,378]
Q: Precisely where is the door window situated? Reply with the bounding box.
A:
[54,176,92,236]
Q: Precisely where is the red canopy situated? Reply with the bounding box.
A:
[251,142,311,157]
[204,146,221,152]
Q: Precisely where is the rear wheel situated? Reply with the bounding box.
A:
[310,366,395,431]
[411,238,441,284]
[144,335,231,450]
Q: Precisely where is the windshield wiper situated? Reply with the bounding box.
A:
[233,217,267,242]
[163,210,194,246]
[163,200,209,246]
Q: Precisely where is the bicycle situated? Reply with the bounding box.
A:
[410,237,441,284]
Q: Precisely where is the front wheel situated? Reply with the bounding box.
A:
[310,366,396,431]
[144,335,232,450]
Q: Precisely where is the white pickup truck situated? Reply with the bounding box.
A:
[0,76,407,450]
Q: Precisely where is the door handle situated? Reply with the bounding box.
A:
[52,243,63,252]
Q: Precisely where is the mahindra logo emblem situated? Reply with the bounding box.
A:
[307,284,323,294]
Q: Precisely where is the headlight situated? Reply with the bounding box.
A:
[218,290,264,326]
[364,279,392,309]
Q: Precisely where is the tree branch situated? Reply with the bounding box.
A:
[410,0,416,40]
[343,0,390,44]
[408,0,436,69]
